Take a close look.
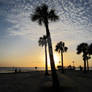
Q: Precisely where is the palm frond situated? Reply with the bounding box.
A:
[76,43,88,54]
[64,47,68,52]
[48,9,59,21]
[31,4,59,26]
[41,4,48,13]
[76,46,82,54]
[38,35,47,47]
[38,18,42,25]
[31,13,40,21]
[55,41,68,53]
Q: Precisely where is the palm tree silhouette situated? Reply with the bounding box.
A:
[77,43,89,72]
[55,41,68,73]
[31,4,59,87]
[87,43,92,71]
[89,43,92,55]
[38,35,49,75]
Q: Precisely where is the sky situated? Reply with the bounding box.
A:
[0,0,92,67]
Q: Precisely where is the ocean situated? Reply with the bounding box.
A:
[0,67,92,73]
[0,67,46,73]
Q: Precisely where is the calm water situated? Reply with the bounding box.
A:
[0,67,92,73]
[0,67,46,73]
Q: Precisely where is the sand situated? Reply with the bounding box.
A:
[0,70,92,92]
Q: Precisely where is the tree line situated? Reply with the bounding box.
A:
[31,4,92,88]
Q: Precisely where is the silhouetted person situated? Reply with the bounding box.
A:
[67,65,71,70]
[79,66,83,71]
[15,68,17,73]
[35,67,37,70]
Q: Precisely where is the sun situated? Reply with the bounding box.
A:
[54,54,60,66]
[47,53,60,67]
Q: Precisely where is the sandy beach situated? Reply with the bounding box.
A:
[0,70,92,92]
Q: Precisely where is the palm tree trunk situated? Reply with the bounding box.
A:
[87,59,89,71]
[61,52,64,73]
[45,44,48,75]
[84,59,86,73]
[45,23,59,87]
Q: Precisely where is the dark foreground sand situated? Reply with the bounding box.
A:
[0,71,92,92]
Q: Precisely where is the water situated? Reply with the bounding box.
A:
[0,67,92,73]
[0,67,45,73]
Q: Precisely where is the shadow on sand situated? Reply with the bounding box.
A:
[39,86,77,92]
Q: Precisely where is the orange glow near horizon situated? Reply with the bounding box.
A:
[0,44,92,68]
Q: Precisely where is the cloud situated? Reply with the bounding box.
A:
[1,0,92,43]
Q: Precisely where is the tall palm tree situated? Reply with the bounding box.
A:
[89,43,92,55]
[31,4,59,87]
[38,35,49,75]
[76,43,89,72]
[55,41,68,73]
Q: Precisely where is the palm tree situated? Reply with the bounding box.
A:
[87,43,92,71]
[76,43,89,72]
[89,43,92,55]
[31,4,59,87]
[55,41,68,73]
[38,35,49,75]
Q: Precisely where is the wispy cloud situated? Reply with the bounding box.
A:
[0,0,92,48]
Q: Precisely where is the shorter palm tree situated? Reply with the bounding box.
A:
[87,43,92,71]
[55,41,68,73]
[38,35,49,75]
[76,43,89,72]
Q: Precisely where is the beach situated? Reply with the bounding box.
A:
[0,70,92,92]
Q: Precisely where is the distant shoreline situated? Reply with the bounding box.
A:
[0,67,92,73]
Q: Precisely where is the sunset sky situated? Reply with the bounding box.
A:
[0,0,92,67]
